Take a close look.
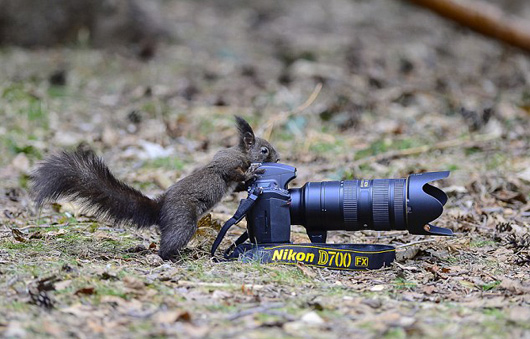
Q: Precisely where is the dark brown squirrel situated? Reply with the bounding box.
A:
[30,116,279,259]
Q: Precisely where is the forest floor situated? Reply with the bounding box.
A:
[1,0,530,338]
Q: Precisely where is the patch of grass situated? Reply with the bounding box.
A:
[262,265,315,286]
[143,157,186,171]
[486,153,508,171]
[2,82,49,130]
[309,138,345,154]
[444,256,459,264]
[203,303,240,313]
[95,284,129,299]
[3,301,32,313]
[3,240,47,252]
[470,240,496,248]
[5,137,43,159]
[47,86,68,98]
[354,137,423,160]
[481,281,501,291]
[383,327,407,339]
[393,277,417,290]
[98,236,138,252]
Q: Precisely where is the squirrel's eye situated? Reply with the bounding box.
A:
[260,147,269,154]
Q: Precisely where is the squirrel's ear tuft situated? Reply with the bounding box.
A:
[235,116,255,152]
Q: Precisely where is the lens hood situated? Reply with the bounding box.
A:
[406,171,451,235]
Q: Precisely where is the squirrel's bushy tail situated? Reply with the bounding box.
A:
[31,149,161,228]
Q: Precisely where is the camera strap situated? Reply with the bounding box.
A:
[225,243,396,270]
[211,188,396,270]
[210,187,261,258]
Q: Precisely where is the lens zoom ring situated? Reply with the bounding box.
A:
[343,180,357,228]
[373,179,389,228]
[394,179,405,229]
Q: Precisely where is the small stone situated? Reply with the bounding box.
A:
[370,284,386,292]
[301,311,324,324]
[146,254,164,267]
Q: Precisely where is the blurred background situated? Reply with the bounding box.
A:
[1,0,529,185]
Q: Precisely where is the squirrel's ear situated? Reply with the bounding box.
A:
[235,116,255,152]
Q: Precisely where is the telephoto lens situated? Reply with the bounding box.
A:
[289,171,452,236]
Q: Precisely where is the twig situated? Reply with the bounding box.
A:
[406,0,530,51]
[227,302,285,321]
[177,280,265,290]
[17,224,71,230]
[351,132,499,167]
[261,83,323,140]
[396,239,438,248]
[397,236,461,249]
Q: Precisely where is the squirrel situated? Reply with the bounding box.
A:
[30,116,279,259]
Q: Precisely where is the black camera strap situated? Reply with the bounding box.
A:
[210,188,261,258]
[225,243,396,270]
[211,189,396,270]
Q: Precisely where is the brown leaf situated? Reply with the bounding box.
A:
[74,287,95,296]
[154,310,192,324]
[296,262,317,278]
[123,276,145,291]
[11,229,26,243]
[492,190,527,203]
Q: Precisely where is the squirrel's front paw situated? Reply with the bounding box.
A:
[245,163,265,180]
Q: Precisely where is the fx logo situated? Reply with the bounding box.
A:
[355,256,369,267]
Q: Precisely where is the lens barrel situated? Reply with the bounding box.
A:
[289,172,449,234]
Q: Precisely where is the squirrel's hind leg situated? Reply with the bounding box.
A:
[158,208,198,260]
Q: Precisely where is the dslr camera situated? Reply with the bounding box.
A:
[213,163,452,270]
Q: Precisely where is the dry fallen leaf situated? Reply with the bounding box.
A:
[296,262,317,278]
[123,276,145,291]
[11,229,26,242]
[74,287,95,296]
[154,310,192,324]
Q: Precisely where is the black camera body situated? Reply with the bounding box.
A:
[246,163,452,245]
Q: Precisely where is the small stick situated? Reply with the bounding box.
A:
[351,132,499,167]
[177,280,265,290]
[396,239,438,248]
[227,302,285,321]
[406,0,530,51]
[261,83,323,140]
